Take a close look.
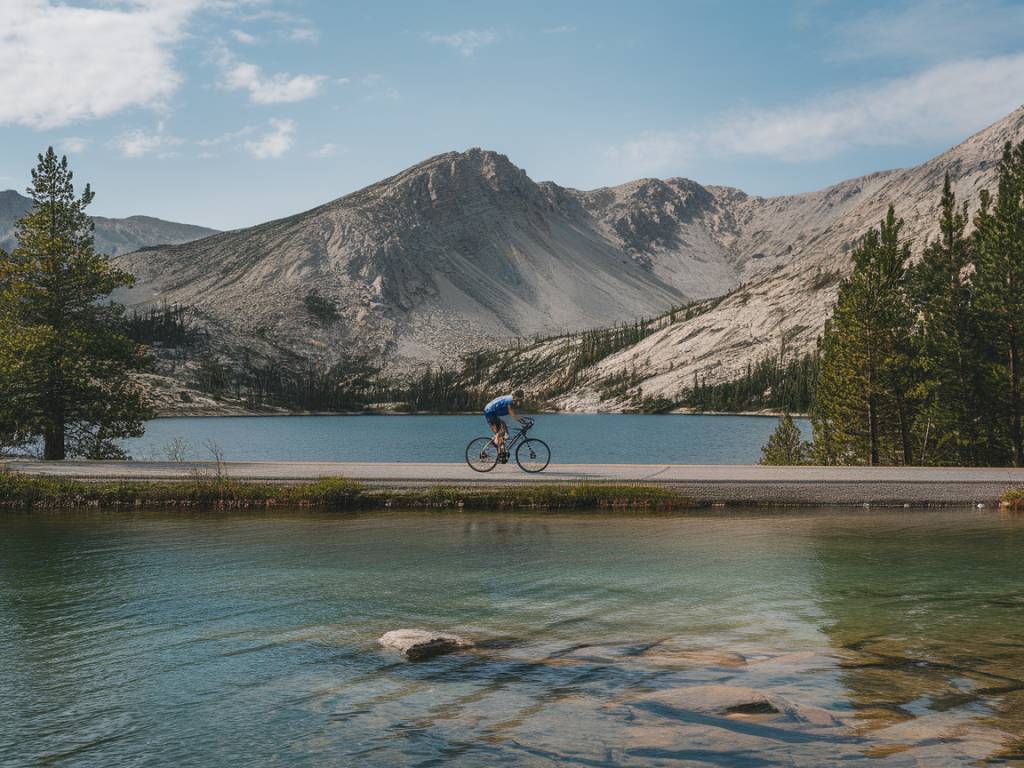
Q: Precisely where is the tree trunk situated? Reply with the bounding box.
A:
[868,395,880,466]
[43,419,65,460]
[895,388,913,466]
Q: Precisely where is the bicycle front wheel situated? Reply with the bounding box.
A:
[466,437,499,472]
[516,438,550,473]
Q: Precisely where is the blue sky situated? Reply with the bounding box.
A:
[2,0,1024,230]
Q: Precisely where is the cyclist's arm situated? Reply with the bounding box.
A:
[508,404,524,423]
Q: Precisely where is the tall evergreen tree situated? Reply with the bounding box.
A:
[973,140,1024,466]
[909,174,990,464]
[0,248,33,453]
[813,206,917,465]
[0,148,152,459]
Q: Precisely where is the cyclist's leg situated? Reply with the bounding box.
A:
[493,419,508,456]
[487,417,502,452]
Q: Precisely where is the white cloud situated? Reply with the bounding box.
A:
[218,49,326,104]
[605,53,1024,173]
[713,54,1024,160]
[336,77,352,85]
[111,123,184,158]
[357,73,400,101]
[288,27,319,43]
[428,29,496,57]
[230,29,258,44]
[60,136,89,154]
[244,118,295,159]
[197,125,254,146]
[309,143,337,158]
[0,0,204,129]
[833,0,1024,62]
[542,25,576,34]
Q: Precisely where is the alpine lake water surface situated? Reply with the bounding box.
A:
[120,413,814,464]
[2,507,1023,766]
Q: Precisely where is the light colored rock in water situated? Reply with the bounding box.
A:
[638,647,748,668]
[629,684,842,727]
[745,650,828,668]
[378,629,473,660]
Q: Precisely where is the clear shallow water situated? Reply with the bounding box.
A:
[1,509,1023,767]
[122,413,812,463]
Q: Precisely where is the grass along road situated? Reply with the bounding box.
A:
[3,460,1023,506]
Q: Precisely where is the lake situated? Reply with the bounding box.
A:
[122,413,811,464]
[2,508,1022,766]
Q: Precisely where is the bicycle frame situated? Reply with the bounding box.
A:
[491,423,530,452]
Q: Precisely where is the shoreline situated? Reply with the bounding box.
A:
[0,474,692,512]
[5,460,1020,508]
[147,409,808,420]
[3,472,1020,512]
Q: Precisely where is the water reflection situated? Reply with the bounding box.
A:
[810,512,1024,761]
[1,509,1022,766]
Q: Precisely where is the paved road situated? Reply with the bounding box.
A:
[5,459,1023,506]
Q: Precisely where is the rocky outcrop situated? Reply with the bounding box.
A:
[378,629,473,660]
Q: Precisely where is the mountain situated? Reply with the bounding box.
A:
[0,190,218,256]
[113,106,1024,399]
[475,106,1024,410]
[113,150,741,371]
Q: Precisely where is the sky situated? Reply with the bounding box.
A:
[2,0,1024,230]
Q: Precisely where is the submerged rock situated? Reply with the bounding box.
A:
[639,648,748,668]
[629,684,841,726]
[378,629,473,660]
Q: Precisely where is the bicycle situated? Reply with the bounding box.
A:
[465,417,551,473]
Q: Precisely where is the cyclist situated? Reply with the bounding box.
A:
[483,390,526,462]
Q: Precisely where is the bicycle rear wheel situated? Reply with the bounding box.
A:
[516,438,550,473]
[466,437,499,472]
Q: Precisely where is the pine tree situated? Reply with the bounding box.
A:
[910,174,991,465]
[813,206,917,465]
[760,413,806,465]
[973,141,1024,466]
[0,148,152,459]
[0,248,33,453]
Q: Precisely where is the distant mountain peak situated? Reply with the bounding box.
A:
[0,189,218,256]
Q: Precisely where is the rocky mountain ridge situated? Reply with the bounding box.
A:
[114,148,743,371]
[481,106,1024,411]
[0,189,218,256]
[112,106,1024,410]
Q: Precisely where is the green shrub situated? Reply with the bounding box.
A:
[1001,487,1024,509]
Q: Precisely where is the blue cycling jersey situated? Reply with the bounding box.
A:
[484,394,513,417]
